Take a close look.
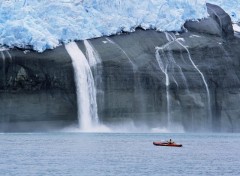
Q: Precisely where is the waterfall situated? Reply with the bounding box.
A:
[6,51,12,61]
[155,32,213,130]
[84,40,101,67]
[105,37,146,116]
[155,32,190,129]
[65,42,98,131]
[1,51,6,88]
[164,32,212,129]
[83,40,105,119]
[155,49,171,127]
[105,37,137,71]
[161,32,212,129]
[166,32,210,98]
[175,37,212,128]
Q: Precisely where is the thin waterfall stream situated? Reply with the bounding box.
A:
[105,37,147,116]
[155,49,171,127]
[155,32,187,129]
[84,40,105,121]
[1,51,6,89]
[175,38,212,128]
[155,32,212,130]
[105,37,137,71]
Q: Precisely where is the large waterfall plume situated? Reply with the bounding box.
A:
[65,42,99,131]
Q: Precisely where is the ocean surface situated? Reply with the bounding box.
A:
[0,133,239,176]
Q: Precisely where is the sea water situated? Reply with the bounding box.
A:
[0,133,239,176]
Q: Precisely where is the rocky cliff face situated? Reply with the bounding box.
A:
[0,4,240,132]
[82,30,240,132]
[0,47,78,132]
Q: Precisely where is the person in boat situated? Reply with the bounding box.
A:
[168,139,174,144]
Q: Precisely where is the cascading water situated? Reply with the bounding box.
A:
[163,32,190,91]
[155,32,189,129]
[175,38,212,128]
[105,37,147,116]
[6,50,12,60]
[65,42,99,131]
[162,32,212,130]
[105,37,137,71]
[83,40,105,119]
[155,48,171,127]
[84,40,101,67]
[155,32,212,130]
[1,51,6,88]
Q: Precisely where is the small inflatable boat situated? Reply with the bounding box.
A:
[153,141,182,147]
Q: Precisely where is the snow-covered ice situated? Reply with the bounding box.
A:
[233,24,240,33]
[0,0,239,52]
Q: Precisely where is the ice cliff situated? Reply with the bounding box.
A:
[0,0,239,52]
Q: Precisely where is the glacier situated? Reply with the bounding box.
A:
[0,0,239,52]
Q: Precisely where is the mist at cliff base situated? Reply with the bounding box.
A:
[61,120,185,133]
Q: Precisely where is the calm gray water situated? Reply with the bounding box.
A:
[0,133,240,176]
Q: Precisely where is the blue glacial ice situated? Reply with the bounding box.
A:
[0,0,239,52]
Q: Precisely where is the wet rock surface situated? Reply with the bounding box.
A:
[0,46,78,132]
[86,30,240,132]
[0,4,240,132]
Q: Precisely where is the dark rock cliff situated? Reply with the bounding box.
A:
[184,3,234,38]
[82,30,240,132]
[0,47,77,132]
[0,4,240,132]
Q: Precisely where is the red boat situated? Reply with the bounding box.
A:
[153,141,182,147]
